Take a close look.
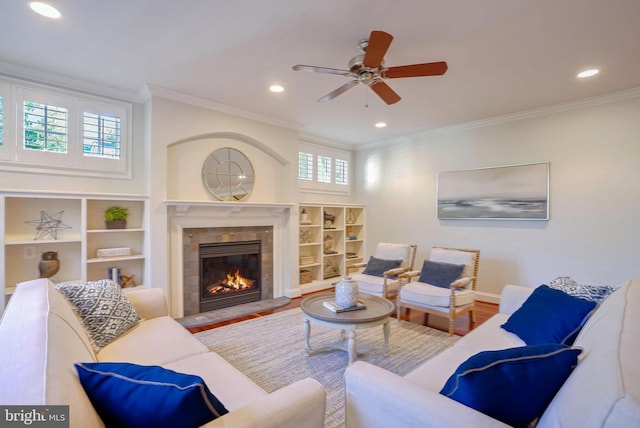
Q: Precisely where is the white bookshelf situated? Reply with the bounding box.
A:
[1,191,148,312]
[298,203,365,292]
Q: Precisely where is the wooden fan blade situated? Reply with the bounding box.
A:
[383,61,448,79]
[292,64,353,76]
[370,80,401,105]
[317,80,359,103]
[363,31,393,68]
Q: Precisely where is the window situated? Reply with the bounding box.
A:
[317,155,332,183]
[0,78,131,177]
[335,158,348,185]
[83,112,121,159]
[298,152,313,180]
[298,141,351,195]
[23,101,68,153]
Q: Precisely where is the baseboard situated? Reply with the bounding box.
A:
[476,291,501,304]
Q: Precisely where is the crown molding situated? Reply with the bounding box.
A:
[355,86,640,151]
[146,84,302,132]
[0,61,144,103]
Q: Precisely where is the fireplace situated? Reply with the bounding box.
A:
[199,240,261,312]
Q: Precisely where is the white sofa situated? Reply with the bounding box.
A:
[0,278,326,428]
[344,279,640,427]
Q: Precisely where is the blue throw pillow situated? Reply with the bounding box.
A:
[501,284,597,345]
[440,344,582,427]
[75,362,228,428]
[362,256,402,277]
[417,260,465,288]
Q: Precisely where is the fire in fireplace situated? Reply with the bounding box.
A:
[199,240,261,312]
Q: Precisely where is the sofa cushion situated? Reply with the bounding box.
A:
[548,276,616,303]
[440,344,582,427]
[538,280,640,427]
[362,256,402,277]
[75,362,228,428]
[56,280,140,352]
[350,274,401,298]
[501,284,596,345]
[97,316,209,365]
[418,260,465,288]
[399,281,475,308]
[165,352,268,411]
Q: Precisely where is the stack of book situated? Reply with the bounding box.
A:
[322,300,367,313]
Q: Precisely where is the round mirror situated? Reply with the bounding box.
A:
[202,147,255,201]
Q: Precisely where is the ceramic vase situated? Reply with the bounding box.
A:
[335,276,358,308]
[39,251,60,278]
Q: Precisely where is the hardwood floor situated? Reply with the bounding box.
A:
[187,292,498,335]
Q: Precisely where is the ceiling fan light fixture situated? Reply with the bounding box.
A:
[577,68,599,78]
[375,122,387,128]
[29,2,62,19]
[269,84,284,93]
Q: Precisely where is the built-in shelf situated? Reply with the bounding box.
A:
[1,191,149,312]
[298,203,365,291]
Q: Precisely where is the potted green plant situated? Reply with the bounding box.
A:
[104,206,128,229]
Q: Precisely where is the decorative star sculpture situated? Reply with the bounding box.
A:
[25,210,72,240]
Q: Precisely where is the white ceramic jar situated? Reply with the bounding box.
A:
[335,276,358,308]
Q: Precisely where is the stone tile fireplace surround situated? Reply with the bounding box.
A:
[167,201,294,318]
[182,226,273,316]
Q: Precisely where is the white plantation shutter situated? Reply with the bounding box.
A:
[298,152,313,180]
[335,158,348,185]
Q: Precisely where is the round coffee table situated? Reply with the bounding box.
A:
[300,292,395,364]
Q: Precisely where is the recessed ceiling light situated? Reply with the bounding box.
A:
[269,85,284,93]
[577,69,599,78]
[29,2,62,19]
[375,122,387,128]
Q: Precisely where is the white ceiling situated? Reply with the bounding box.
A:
[2,0,640,146]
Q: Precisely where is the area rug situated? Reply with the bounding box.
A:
[194,308,459,427]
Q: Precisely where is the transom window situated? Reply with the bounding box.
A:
[335,158,348,185]
[83,112,121,159]
[317,155,332,183]
[23,101,68,153]
[298,141,351,194]
[298,152,313,180]
[0,77,131,177]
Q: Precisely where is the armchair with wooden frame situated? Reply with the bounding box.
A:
[346,243,417,300]
[397,247,480,335]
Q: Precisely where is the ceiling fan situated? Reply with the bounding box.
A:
[292,30,447,105]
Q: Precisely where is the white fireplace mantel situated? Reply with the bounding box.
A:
[165,200,294,217]
[165,199,296,318]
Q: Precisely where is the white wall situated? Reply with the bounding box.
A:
[147,95,301,299]
[355,94,640,300]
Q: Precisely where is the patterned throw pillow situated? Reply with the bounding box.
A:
[56,279,140,352]
[548,276,616,303]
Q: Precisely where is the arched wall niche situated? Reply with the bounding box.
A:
[166,132,289,202]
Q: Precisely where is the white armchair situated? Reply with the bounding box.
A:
[347,243,417,299]
[397,247,480,335]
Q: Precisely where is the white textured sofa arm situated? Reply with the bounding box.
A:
[123,287,169,319]
[344,361,509,428]
[203,378,326,428]
[498,284,535,315]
